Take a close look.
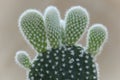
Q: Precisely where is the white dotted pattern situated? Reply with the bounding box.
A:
[45,7,61,48]
[87,24,107,56]
[65,7,89,45]
[20,10,47,53]
[29,46,98,80]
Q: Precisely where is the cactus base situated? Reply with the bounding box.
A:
[29,45,97,80]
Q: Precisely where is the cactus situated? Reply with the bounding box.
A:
[15,6,108,80]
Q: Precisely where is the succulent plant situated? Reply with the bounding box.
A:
[15,6,108,80]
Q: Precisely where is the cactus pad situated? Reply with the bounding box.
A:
[19,10,47,53]
[64,6,89,45]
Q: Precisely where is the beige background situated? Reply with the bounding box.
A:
[0,0,120,80]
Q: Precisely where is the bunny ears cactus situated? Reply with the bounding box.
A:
[15,6,108,80]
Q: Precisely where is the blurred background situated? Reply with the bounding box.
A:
[0,0,120,80]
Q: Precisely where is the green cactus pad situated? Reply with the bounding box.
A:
[29,46,97,80]
[45,6,61,48]
[15,51,31,69]
[64,6,89,45]
[86,24,108,56]
[19,10,47,53]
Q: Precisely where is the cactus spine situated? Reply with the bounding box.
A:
[15,6,108,80]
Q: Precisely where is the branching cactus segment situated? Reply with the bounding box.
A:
[86,24,108,56]
[44,6,61,48]
[19,10,47,53]
[64,6,89,45]
[15,6,108,80]
[15,51,31,69]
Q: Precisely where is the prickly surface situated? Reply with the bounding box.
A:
[86,24,107,55]
[16,51,31,69]
[64,7,89,45]
[45,7,61,48]
[16,6,108,80]
[29,46,97,80]
[19,10,47,53]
